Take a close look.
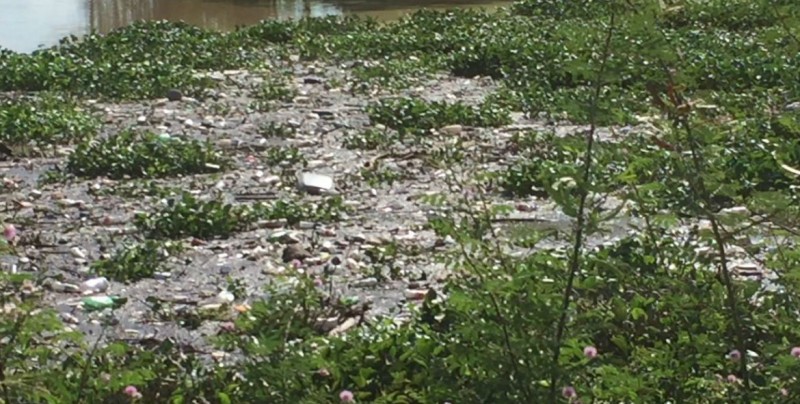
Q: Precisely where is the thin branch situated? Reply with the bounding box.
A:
[548,11,618,403]
[74,322,109,403]
[445,170,534,400]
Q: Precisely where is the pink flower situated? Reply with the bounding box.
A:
[291,259,303,269]
[726,374,740,384]
[123,385,142,399]
[562,386,577,399]
[727,349,741,361]
[781,388,789,397]
[314,277,324,287]
[583,346,598,359]
[3,224,16,242]
[792,347,800,358]
[339,390,355,402]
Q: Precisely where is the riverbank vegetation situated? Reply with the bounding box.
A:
[1,0,800,402]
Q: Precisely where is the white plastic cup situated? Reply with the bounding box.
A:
[81,277,110,294]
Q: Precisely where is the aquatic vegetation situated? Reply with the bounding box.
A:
[64,129,231,180]
[0,93,98,150]
[91,240,184,282]
[250,74,296,111]
[366,98,512,137]
[2,1,800,403]
[134,192,348,239]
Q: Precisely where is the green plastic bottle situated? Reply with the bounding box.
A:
[82,296,128,312]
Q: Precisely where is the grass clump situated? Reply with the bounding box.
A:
[91,240,183,282]
[0,94,98,149]
[250,75,296,111]
[366,98,511,137]
[65,129,231,180]
[510,0,623,20]
[342,128,396,150]
[134,192,347,240]
[134,193,258,240]
[350,57,441,92]
[263,146,307,167]
[502,120,800,210]
[259,121,296,139]
[360,162,406,187]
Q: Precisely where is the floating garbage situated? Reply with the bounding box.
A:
[296,172,334,194]
[80,277,110,294]
[216,290,235,304]
[339,296,360,306]
[82,296,127,312]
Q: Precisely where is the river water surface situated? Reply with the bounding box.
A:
[0,0,509,53]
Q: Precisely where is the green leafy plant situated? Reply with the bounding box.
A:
[264,146,307,167]
[0,20,242,99]
[65,129,231,180]
[134,192,348,239]
[259,121,296,139]
[502,131,627,198]
[250,75,296,111]
[366,98,512,137]
[360,162,406,187]
[342,128,396,150]
[350,57,441,92]
[0,94,98,150]
[91,240,184,282]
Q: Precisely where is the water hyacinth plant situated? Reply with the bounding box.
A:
[64,129,231,179]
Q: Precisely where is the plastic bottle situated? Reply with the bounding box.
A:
[82,296,127,311]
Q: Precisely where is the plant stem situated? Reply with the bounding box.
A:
[677,114,751,401]
[447,173,532,400]
[74,322,109,403]
[0,314,27,403]
[548,12,617,403]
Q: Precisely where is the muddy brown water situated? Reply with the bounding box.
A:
[0,0,510,53]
